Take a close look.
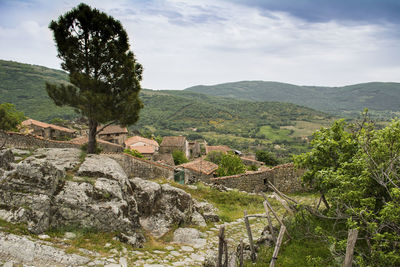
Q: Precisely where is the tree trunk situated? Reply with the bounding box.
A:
[88,119,98,154]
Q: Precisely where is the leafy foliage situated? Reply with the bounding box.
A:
[205,151,224,165]
[256,150,280,166]
[46,3,143,153]
[172,150,188,165]
[0,103,25,131]
[294,114,400,265]
[215,152,246,177]
[123,148,143,158]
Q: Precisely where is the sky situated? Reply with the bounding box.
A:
[0,0,399,90]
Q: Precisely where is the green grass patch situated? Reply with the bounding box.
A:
[0,218,31,236]
[46,226,126,256]
[156,180,279,222]
[258,125,293,142]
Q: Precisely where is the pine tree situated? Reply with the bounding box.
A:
[46,3,143,153]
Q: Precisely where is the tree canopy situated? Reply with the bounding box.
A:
[294,115,400,265]
[0,103,25,131]
[46,3,143,153]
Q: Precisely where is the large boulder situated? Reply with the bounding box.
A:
[130,178,196,238]
[0,149,143,246]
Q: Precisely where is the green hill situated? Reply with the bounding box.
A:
[0,59,75,121]
[0,59,333,156]
[186,81,400,118]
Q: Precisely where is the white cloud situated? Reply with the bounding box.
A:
[0,0,399,89]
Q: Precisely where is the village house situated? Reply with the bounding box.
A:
[178,158,218,184]
[21,119,76,140]
[97,125,128,146]
[124,136,159,157]
[160,136,189,158]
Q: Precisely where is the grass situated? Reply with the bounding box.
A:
[0,218,31,236]
[46,225,127,256]
[156,179,281,222]
[258,125,293,142]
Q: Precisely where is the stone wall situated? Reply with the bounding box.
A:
[105,153,174,180]
[0,131,123,153]
[209,163,305,193]
[0,131,80,150]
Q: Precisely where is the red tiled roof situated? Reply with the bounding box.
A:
[160,136,186,147]
[97,125,128,135]
[179,159,218,175]
[125,136,159,147]
[21,119,75,133]
[131,145,156,154]
[205,145,231,154]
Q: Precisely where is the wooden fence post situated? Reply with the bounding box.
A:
[263,201,276,243]
[224,238,228,267]
[343,229,359,267]
[244,210,256,262]
[261,193,292,240]
[269,225,286,267]
[218,225,225,267]
[239,239,244,267]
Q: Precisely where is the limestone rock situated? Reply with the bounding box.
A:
[191,211,207,227]
[78,154,127,181]
[0,232,89,266]
[0,149,14,170]
[172,228,206,248]
[0,149,143,246]
[131,178,195,238]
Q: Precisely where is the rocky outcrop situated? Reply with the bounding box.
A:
[0,148,143,246]
[0,232,90,266]
[130,178,195,238]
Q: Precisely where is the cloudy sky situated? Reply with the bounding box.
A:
[0,0,399,90]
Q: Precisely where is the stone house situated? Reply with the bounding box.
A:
[97,125,128,146]
[160,136,189,159]
[178,158,218,184]
[124,136,159,157]
[188,141,201,158]
[21,119,76,140]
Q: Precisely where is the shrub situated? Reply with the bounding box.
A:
[215,152,246,177]
[123,148,143,158]
[172,150,188,165]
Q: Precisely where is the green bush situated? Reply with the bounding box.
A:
[172,150,188,165]
[123,148,143,158]
[0,103,25,131]
[215,152,246,177]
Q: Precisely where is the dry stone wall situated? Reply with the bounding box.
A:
[105,153,174,180]
[209,163,305,193]
[0,131,123,152]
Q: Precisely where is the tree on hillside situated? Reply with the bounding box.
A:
[0,103,25,131]
[46,3,143,153]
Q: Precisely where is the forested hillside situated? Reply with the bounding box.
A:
[186,80,400,118]
[0,60,75,120]
[0,60,332,155]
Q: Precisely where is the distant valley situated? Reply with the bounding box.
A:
[2,59,399,156]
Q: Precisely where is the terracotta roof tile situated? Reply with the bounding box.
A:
[97,125,128,135]
[179,159,218,175]
[21,119,75,133]
[125,136,159,147]
[131,145,156,154]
